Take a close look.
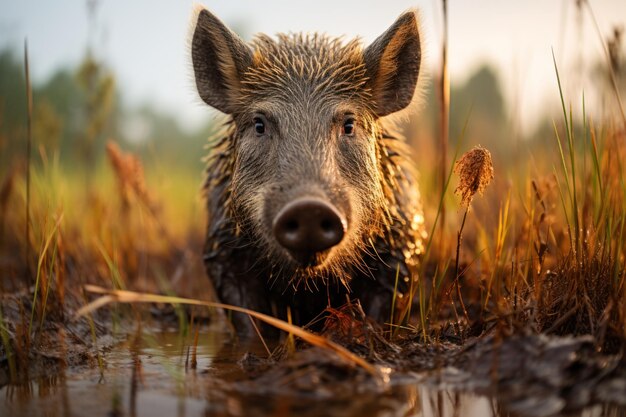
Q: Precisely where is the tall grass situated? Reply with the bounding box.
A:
[391,48,626,351]
[23,40,32,285]
[0,134,206,380]
[437,0,450,246]
[0,2,625,383]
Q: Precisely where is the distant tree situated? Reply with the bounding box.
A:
[0,49,27,167]
[75,53,116,173]
[124,104,213,173]
[0,44,211,174]
[450,65,507,155]
[593,26,625,114]
[32,98,63,153]
[0,47,120,170]
[403,64,509,176]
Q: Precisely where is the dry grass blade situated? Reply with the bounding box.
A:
[106,141,155,211]
[24,39,33,283]
[75,285,382,380]
[438,0,450,243]
[29,213,64,334]
[248,315,272,358]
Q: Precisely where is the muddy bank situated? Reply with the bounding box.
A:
[2,299,626,417]
[229,307,626,417]
[0,291,118,387]
[439,332,626,415]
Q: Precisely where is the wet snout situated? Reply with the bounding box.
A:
[272,197,346,265]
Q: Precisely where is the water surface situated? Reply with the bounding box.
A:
[1,327,622,417]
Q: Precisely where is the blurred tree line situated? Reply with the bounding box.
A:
[0,47,212,176]
[406,63,510,164]
[2,35,622,179]
[0,33,513,180]
[409,37,625,167]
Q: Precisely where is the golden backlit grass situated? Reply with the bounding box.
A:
[1,65,625,386]
[0,140,215,382]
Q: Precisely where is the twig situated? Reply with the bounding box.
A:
[454,206,470,322]
[248,315,272,358]
[24,39,33,283]
[438,0,450,245]
[75,285,383,381]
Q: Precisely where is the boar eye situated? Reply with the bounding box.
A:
[342,118,355,136]
[253,117,266,136]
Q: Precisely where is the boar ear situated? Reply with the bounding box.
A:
[364,10,421,117]
[191,6,252,114]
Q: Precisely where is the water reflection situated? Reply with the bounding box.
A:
[201,387,492,417]
[1,329,625,417]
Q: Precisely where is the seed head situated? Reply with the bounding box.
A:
[106,141,154,211]
[454,145,494,207]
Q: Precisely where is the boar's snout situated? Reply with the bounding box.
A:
[272,197,346,265]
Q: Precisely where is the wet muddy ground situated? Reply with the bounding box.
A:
[1,325,499,417]
[2,304,626,417]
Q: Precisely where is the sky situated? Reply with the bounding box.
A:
[1,0,625,135]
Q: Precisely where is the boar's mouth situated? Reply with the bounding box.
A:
[287,249,332,268]
[272,197,347,267]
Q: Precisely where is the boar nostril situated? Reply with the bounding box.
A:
[273,198,346,260]
[285,220,299,232]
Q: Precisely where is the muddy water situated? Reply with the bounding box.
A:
[0,328,622,417]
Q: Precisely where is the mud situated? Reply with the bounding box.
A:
[2,302,626,417]
[234,331,626,417]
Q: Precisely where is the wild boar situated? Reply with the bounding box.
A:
[191,6,425,333]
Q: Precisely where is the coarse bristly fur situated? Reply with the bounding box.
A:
[191,5,427,334]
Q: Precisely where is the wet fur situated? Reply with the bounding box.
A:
[194,7,426,332]
[203,120,425,331]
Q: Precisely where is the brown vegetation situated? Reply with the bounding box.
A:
[0,5,625,407]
